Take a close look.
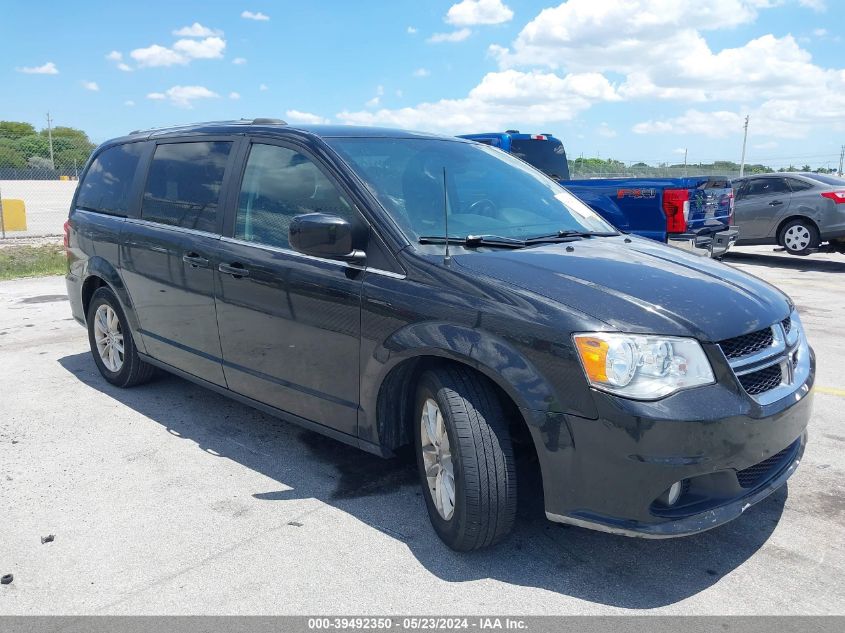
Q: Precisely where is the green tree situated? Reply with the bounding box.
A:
[0,121,36,140]
[0,138,26,167]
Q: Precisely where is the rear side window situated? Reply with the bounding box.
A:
[235,143,354,249]
[141,141,232,233]
[787,179,814,192]
[509,139,570,180]
[76,143,145,215]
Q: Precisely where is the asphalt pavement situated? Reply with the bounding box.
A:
[0,245,843,615]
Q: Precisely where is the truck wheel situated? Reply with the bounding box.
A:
[414,367,517,551]
[780,219,819,256]
[87,287,156,387]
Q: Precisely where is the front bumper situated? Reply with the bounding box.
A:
[670,228,739,258]
[528,358,813,538]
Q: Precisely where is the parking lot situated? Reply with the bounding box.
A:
[0,246,843,615]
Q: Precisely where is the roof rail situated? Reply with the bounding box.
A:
[252,117,287,125]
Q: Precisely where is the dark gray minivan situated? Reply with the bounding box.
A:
[66,120,813,550]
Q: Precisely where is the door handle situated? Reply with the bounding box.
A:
[182,252,209,268]
[768,200,783,206]
[218,262,250,278]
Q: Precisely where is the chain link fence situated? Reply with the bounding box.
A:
[1,122,93,239]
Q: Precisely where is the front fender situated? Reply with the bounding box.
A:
[359,320,566,448]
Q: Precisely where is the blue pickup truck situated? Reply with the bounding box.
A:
[460,131,738,258]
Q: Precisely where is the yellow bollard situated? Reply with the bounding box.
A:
[0,199,27,231]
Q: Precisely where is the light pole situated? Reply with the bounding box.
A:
[46,112,55,170]
[739,115,749,177]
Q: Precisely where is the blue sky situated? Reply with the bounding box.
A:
[3,0,844,169]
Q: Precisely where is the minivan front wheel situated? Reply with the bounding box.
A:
[87,287,155,387]
[414,367,517,551]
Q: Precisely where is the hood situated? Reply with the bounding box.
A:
[452,236,790,342]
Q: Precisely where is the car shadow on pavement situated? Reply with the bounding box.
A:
[724,250,845,273]
[58,351,786,610]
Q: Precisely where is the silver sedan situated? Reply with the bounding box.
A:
[732,172,845,255]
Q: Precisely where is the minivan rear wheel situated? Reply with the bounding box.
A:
[780,219,819,256]
[87,287,155,387]
[414,367,517,551]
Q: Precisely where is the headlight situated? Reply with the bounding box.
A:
[573,333,715,400]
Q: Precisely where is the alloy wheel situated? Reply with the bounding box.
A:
[420,398,455,520]
[93,304,125,372]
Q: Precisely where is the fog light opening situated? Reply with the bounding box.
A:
[660,481,684,506]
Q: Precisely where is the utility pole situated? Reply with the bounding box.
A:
[739,115,749,178]
[683,148,688,177]
[839,144,844,177]
[46,111,55,170]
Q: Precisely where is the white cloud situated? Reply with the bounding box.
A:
[812,28,828,37]
[229,91,241,100]
[285,109,330,125]
[407,26,417,34]
[633,110,745,138]
[130,34,226,68]
[146,85,219,108]
[106,51,122,62]
[396,89,403,97]
[131,44,188,67]
[81,81,99,91]
[173,23,222,37]
[597,123,617,138]
[117,63,132,72]
[413,67,431,77]
[446,0,513,26]
[428,28,472,43]
[753,141,778,150]
[485,0,845,140]
[172,36,226,59]
[242,10,270,21]
[124,100,135,106]
[17,62,58,75]
[366,96,381,107]
[232,57,247,65]
[259,83,269,91]
[799,0,826,11]
[337,69,618,133]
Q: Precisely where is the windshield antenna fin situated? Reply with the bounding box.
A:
[442,166,451,265]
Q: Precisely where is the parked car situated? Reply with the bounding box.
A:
[66,120,813,550]
[732,172,845,255]
[460,131,738,258]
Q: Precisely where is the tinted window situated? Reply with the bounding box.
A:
[142,141,231,232]
[509,138,570,180]
[76,143,145,215]
[235,144,355,249]
[787,178,814,192]
[744,178,790,197]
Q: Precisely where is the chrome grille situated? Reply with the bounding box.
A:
[719,327,774,360]
[718,312,807,404]
[738,364,782,395]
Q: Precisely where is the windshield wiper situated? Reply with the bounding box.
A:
[525,229,618,243]
[418,234,527,248]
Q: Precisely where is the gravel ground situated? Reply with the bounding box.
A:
[0,245,843,615]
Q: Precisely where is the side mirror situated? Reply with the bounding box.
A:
[289,213,365,263]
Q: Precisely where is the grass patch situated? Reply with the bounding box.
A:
[0,243,66,280]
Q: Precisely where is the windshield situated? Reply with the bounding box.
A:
[326,138,613,242]
[510,138,570,181]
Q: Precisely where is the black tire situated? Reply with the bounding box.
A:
[779,218,819,256]
[86,287,156,387]
[414,367,517,551]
